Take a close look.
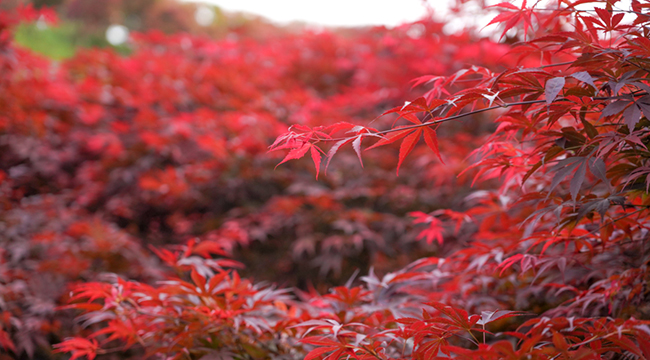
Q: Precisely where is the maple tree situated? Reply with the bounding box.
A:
[1,0,650,359]
[266,0,650,358]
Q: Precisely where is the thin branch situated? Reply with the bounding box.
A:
[577,207,646,242]
[322,100,542,142]
[539,61,574,68]
[533,7,647,17]
[623,58,650,74]
[313,93,646,143]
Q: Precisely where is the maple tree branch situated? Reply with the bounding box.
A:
[575,207,646,243]
[318,93,645,143]
[321,101,540,143]
[621,203,650,208]
[533,7,644,16]
[429,61,574,85]
[538,61,574,68]
[622,58,650,74]
[467,330,480,346]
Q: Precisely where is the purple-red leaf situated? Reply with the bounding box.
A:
[352,135,364,168]
[545,77,565,105]
[601,99,630,118]
[570,71,596,90]
[623,104,642,132]
[570,160,587,202]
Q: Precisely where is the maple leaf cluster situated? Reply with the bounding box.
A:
[1,0,650,359]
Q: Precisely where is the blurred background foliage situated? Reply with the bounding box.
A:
[0,0,504,293]
[3,0,293,59]
[0,0,507,293]
[0,3,511,357]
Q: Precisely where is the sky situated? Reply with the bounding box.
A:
[182,0,439,28]
[178,0,636,36]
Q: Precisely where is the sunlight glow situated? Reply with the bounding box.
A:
[106,24,129,46]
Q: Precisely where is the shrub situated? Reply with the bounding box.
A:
[3,1,650,359]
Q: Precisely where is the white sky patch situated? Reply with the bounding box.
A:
[182,0,435,27]
[181,0,636,35]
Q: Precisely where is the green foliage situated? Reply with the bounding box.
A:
[14,21,77,59]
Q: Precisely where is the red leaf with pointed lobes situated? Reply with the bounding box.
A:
[53,338,98,360]
[310,145,323,179]
[208,270,230,293]
[485,12,520,40]
[411,211,445,245]
[366,128,414,151]
[423,127,444,163]
[299,336,351,360]
[397,129,422,176]
[399,112,421,125]
[190,268,206,291]
[498,254,524,276]
[191,240,228,258]
[268,132,297,151]
[148,244,178,267]
[404,97,429,111]
[325,138,353,172]
[485,0,535,40]
[489,2,519,10]
[304,345,338,360]
[425,302,474,330]
[408,256,439,270]
[382,97,446,116]
[326,122,356,135]
[637,330,650,360]
[275,142,310,169]
[594,7,612,28]
[352,135,364,168]
[410,75,440,88]
[552,331,570,351]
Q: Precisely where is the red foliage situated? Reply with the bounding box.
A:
[1,0,650,359]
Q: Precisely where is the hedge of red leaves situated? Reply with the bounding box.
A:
[1,4,511,359]
[3,0,650,359]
